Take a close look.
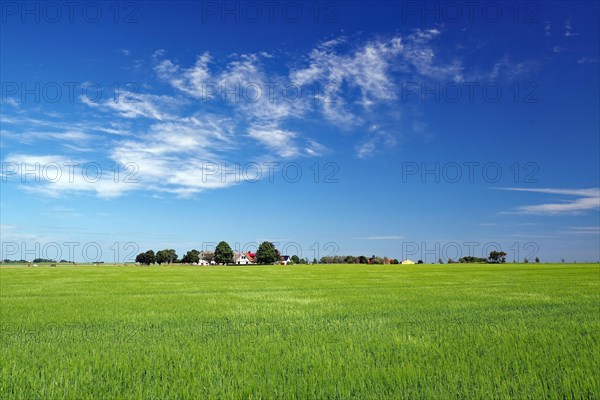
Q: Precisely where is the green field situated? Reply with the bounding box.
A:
[1,263,598,399]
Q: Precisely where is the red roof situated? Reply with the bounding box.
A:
[246,251,256,261]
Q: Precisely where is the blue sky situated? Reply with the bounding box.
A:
[1,1,599,263]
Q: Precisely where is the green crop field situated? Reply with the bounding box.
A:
[1,263,598,399]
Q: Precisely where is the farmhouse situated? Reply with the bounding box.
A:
[280,255,291,265]
[198,251,216,265]
[233,251,257,265]
[401,259,415,265]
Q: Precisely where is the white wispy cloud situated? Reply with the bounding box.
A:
[561,226,600,235]
[154,51,213,99]
[498,187,600,215]
[2,129,97,150]
[8,29,530,199]
[354,124,399,159]
[109,116,240,196]
[247,125,299,158]
[85,92,186,120]
[290,35,405,122]
[356,235,405,240]
[3,154,138,198]
[564,18,578,37]
[1,115,132,137]
[577,57,599,64]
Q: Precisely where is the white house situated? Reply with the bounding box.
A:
[197,251,216,265]
[234,252,252,265]
[280,255,291,265]
[401,259,415,265]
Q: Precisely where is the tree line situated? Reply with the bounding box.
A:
[135,241,305,265]
[134,245,541,266]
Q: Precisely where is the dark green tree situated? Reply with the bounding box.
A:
[182,249,200,264]
[256,242,279,264]
[489,251,507,264]
[214,242,234,265]
[291,255,300,264]
[135,250,155,265]
[156,249,178,265]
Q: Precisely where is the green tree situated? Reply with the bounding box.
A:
[291,255,300,264]
[214,242,234,265]
[256,242,279,264]
[535,257,540,263]
[182,249,200,264]
[135,250,155,265]
[371,256,384,264]
[156,249,178,265]
[489,251,507,264]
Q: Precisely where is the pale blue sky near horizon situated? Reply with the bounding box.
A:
[0,1,598,262]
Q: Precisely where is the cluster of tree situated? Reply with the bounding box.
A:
[135,250,157,265]
[135,249,179,265]
[2,258,71,263]
[317,255,400,264]
[135,246,543,266]
[156,249,178,264]
[459,256,489,263]
[135,241,298,266]
[453,252,509,264]
[290,255,311,264]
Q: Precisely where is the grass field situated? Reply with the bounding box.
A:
[1,263,598,399]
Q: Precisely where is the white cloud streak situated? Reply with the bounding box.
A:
[499,187,600,215]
